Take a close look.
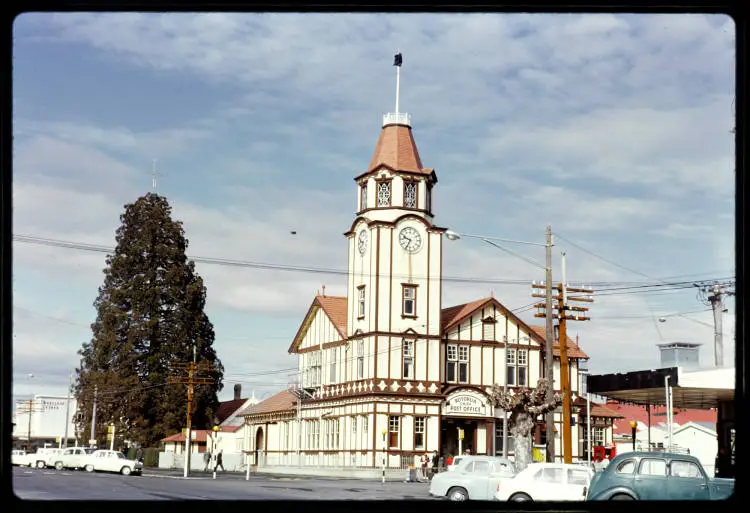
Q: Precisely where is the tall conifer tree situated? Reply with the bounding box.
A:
[75,193,224,446]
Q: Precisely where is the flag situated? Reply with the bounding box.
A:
[393,53,402,67]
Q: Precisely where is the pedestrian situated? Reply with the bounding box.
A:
[431,451,439,472]
[204,450,212,472]
[419,453,428,482]
[135,447,143,463]
[214,449,225,472]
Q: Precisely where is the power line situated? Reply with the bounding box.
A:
[12,233,729,290]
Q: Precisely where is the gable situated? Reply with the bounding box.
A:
[288,295,347,353]
[442,296,545,346]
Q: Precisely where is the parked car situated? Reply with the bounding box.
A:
[447,456,465,472]
[11,450,28,466]
[429,455,516,501]
[52,447,94,470]
[495,463,593,502]
[587,451,735,500]
[16,448,63,468]
[83,449,143,476]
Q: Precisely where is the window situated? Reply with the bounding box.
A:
[669,460,702,478]
[329,348,337,383]
[357,341,364,379]
[471,460,491,474]
[593,427,605,447]
[388,416,399,448]
[458,346,469,383]
[404,181,417,208]
[616,459,636,474]
[334,419,340,448]
[568,469,589,486]
[363,416,368,438]
[377,181,391,207]
[447,344,457,382]
[517,349,528,386]
[506,348,516,386]
[345,345,350,381]
[414,417,425,448]
[402,286,416,317]
[358,286,366,318]
[307,352,322,387]
[360,184,367,210]
[403,340,414,379]
[639,458,667,476]
[284,422,290,448]
[482,320,495,340]
[352,416,357,435]
[426,185,432,212]
[535,466,564,484]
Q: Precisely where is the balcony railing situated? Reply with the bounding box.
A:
[382,112,411,127]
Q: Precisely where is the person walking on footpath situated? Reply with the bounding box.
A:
[214,450,225,472]
[204,451,212,472]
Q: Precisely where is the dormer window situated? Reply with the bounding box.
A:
[377,180,391,207]
[404,182,417,209]
[360,183,368,210]
[426,184,432,212]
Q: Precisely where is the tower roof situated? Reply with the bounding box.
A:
[366,124,433,176]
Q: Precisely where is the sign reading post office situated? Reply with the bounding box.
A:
[444,392,488,417]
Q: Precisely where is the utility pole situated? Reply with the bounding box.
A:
[697,282,735,367]
[168,347,214,478]
[544,226,555,462]
[90,384,98,447]
[63,369,73,448]
[533,251,593,464]
[18,398,44,452]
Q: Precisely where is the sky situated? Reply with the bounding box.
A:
[12,12,735,404]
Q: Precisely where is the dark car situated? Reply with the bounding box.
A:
[586,451,734,501]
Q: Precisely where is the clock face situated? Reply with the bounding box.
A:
[357,230,368,255]
[399,227,422,253]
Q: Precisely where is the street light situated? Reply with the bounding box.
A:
[446,227,556,462]
[630,420,638,452]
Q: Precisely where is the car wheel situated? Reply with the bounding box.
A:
[85,464,94,473]
[610,494,634,500]
[55,461,64,471]
[121,466,132,476]
[447,487,468,501]
[510,493,533,502]
[36,461,46,469]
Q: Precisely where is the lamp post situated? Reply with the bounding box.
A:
[212,425,220,479]
[630,420,637,452]
[445,228,556,462]
[381,428,387,484]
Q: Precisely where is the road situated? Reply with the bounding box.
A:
[12,467,435,501]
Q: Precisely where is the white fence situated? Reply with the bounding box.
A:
[158,451,249,472]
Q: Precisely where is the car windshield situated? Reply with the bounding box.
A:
[116,453,126,459]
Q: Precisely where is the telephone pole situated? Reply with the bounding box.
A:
[90,384,98,447]
[697,282,735,367]
[544,226,554,462]
[18,398,44,452]
[63,369,73,448]
[533,252,594,463]
[168,347,214,477]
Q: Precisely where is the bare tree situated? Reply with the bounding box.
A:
[489,378,561,472]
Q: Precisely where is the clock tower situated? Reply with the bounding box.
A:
[344,54,445,384]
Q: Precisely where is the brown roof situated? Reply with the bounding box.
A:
[441,297,493,331]
[213,398,247,424]
[367,125,432,175]
[316,295,347,336]
[288,295,347,353]
[161,425,241,443]
[238,390,296,417]
[529,326,589,359]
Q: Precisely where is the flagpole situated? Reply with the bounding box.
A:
[395,58,400,113]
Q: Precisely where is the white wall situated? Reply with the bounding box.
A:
[13,395,77,441]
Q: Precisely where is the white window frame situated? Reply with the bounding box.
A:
[404,181,417,208]
[358,286,366,318]
[402,285,416,317]
[388,415,400,448]
[329,348,337,383]
[377,181,391,207]
[403,339,414,379]
[357,340,365,379]
[482,320,495,340]
[414,416,425,449]
[506,348,516,386]
[517,349,528,386]
[594,427,605,447]
[458,345,469,383]
[447,343,458,383]
[360,183,367,210]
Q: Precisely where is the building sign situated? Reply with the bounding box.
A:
[443,391,490,417]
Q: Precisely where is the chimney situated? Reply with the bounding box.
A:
[233,384,241,401]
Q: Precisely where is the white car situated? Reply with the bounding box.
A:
[83,449,143,476]
[430,456,517,501]
[52,447,93,470]
[17,448,64,468]
[11,450,28,466]
[495,462,593,502]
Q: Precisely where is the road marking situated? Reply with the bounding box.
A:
[43,472,56,475]
[141,473,208,480]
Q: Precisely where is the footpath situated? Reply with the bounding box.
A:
[141,467,428,484]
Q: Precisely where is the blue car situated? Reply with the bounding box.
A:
[587,451,734,501]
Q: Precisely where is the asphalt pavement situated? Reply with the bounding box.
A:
[12,466,435,501]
